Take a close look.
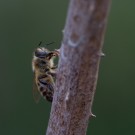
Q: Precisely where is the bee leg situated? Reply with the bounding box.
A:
[49,66,58,78]
[47,71,56,78]
[46,52,53,60]
[48,50,60,59]
[54,49,60,56]
[51,65,58,70]
[50,50,60,57]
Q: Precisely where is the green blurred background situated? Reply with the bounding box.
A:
[0,0,134,135]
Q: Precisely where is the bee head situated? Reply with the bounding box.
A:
[34,41,55,58]
[34,47,49,58]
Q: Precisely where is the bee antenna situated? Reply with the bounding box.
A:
[38,41,42,46]
[45,42,55,46]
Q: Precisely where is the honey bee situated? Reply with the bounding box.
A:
[32,42,59,103]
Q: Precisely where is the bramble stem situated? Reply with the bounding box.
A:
[46,0,111,135]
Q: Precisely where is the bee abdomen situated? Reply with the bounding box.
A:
[46,93,53,102]
[38,80,54,102]
[42,88,53,102]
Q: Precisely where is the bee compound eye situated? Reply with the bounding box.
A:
[35,49,47,58]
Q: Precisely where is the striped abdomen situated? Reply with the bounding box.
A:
[37,74,55,102]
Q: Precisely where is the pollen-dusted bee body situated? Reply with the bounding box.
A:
[32,47,59,102]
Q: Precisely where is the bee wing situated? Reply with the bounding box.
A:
[33,77,41,103]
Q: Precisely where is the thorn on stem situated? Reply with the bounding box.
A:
[62,29,65,33]
[98,52,105,57]
[91,113,96,118]
[89,113,96,120]
[100,52,105,57]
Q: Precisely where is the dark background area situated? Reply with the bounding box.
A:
[0,0,134,135]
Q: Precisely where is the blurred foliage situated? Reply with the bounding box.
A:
[0,0,134,135]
